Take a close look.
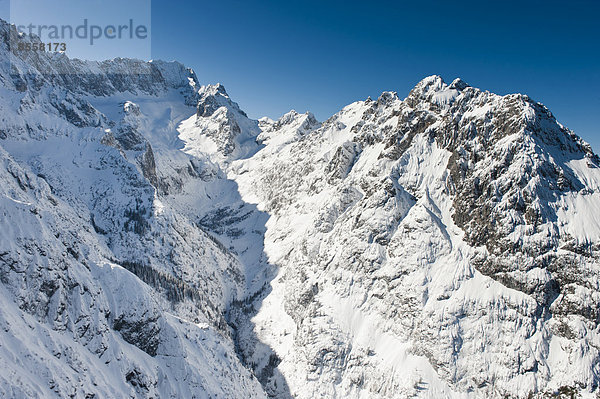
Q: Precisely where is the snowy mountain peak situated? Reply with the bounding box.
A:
[197,83,246,117]
[2,12,600,398]
[213,82,227,93]
[405,75,464,108]
[274,110,319,129]
[199,82,228,97]
[278,109,301,121]
[376,90,399,106]
[249,109,321,148]
[178,83,261,163]
[225,72,600,399]
[449,77,470,90]
[412,74,446,92]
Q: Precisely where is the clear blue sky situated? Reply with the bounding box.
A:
[2,0,598,152]
[4,0,151,61]
[149,0,600,153]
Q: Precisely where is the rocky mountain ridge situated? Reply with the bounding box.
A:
[1,17,599,399]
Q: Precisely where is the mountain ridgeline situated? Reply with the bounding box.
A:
[1,18,600,399]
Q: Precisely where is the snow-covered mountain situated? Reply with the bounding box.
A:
[1,17,599,399]
[222,77,600,399]
[0,20,268,398]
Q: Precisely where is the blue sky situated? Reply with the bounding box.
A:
[150,0,600,152]
[4,0,151,61]
[2,0,599,151]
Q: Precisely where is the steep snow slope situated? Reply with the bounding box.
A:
[2,14,600,399]
[184,76,600,398]
[0,20,269,398]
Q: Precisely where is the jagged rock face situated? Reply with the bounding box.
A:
[377,76,600,319]
[215,76,600,398]
[1,23,199,104]
[186,83,260,160]
[2,14,600,399]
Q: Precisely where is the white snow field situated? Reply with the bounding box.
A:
[1,18,600,399]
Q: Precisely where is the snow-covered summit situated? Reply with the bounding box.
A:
[176,83,262,164]
[196,83,244,117]
[223,74,600,399]
[1,12,600,398]
[268,109,319,135]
